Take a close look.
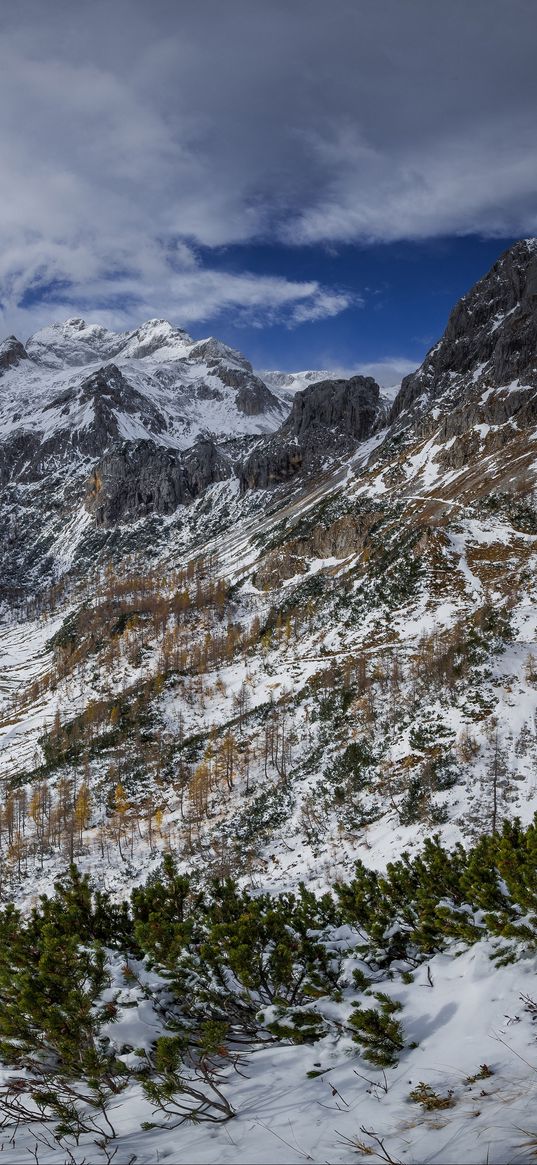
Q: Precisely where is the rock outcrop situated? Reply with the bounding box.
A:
[391,238,537,428]
[0,336,28,375]
[253,511,382,588]
[284,376,381,442]
[241,375,382,491]
[86,437,231,526]
[188,338,281,416]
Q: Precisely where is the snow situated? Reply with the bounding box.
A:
[3,310,537,1159]
[258,368,333,405]
[0,318,289,459]
[2,938,537,1163]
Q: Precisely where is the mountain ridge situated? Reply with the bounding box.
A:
[3,239,537,1162]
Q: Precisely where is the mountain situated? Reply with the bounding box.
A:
[258,366,334,401]
[392,236,537,427]
[0,317,290,593]
[0,317,286,460]
[3,242,537,1163]
[240,373,383,489]
[3,240,537,862]
[0,318,386,594]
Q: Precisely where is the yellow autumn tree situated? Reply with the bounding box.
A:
[74,782,91,847]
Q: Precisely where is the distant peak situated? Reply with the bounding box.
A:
[114,319,193,359]
[135,318,181,333]
[0,334,29,373]
[188,336,248,366]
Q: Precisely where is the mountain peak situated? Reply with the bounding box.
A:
[391,236,537,425]
[63,317,87,328]
[0,335,28,374]
[26,319,117,368]
[114,319,193,360]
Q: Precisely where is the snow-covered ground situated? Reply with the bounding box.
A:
[2,938,537,1164]
[2,294,537,1160]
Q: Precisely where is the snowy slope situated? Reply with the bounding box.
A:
[3,936,537,1165]
[1,242,537,1163]
[0,317,287,455]
[258,367,333,403]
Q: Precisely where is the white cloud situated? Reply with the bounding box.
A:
[0,26,351,334]
[0,0,536,335]
[312,356,417,389]
[0,262,354,341]
[290,290,356,326]
[284,116,537,245]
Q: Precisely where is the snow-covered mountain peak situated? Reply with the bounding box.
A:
[26,318,118,369]
[188,335,250,367]
[113,319,193,362]
[22,317,262,374]
[259,368,333,404]
[24,317,196,369]
[0,317,289,542]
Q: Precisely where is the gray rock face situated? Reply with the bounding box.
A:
[0,336,28,374]
[0,430,41,487]
[75,364,168,457]
[284,376,381,442]
[241,375,382,491]
[223,368,279,416]
[86,437,232,526]
[240,440,305,491]
[185,336,282,416]
[391,239,537,426]
[182,438,232,498]
[0,363,171,489]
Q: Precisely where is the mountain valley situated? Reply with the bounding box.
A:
[2,241,537,1163]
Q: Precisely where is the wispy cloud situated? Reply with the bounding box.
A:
[311,355,417,389]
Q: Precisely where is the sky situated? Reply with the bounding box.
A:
[0,0,535,383]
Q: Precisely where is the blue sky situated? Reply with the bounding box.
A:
[194,235,519,379]
[0,1,536,385]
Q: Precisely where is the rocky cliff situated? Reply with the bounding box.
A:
[391,238,537,427]
[240,374,383,490]
[87,438,232,526]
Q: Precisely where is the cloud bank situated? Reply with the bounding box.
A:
[1,0,536,335]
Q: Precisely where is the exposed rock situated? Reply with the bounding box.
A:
[182,438,232,498]
[86,437,232,526]
[241,375,382,491]
[391,239,537,427]
[223,368,280,416]
[254,511,382,588]
[240,439,304,491]
[196,383,225,402]
[284,375,381,442]
[0,363,173,489]
[0,336,29,375]
[77,364,168,452]
[0,430,42,487]
[187,339,281,416]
